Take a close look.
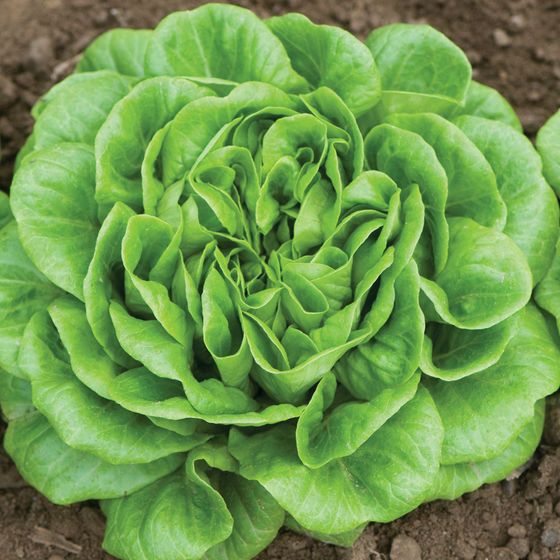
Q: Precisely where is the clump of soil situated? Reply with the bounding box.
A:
[1,1,560,559]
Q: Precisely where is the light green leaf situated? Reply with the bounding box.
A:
[95,77,214,216]
[32,72,136,149]
[11,143,99,300]
[365,123,449,274]
[145,4,306,93]
[284,516,365,548]
[296,371,420,468]
[366,24,471,120]
[454,80,522,131]
[109,367,303,427]
[427,305,560,464]
[161,82,300,185]
[76,29,152,77]
[0,370,33,420]
[536,108,560,195]
[83,202,138,368]
[0,191,11,229]
[426,401,544,501]
[102,443,236,560]
[109,301,259,416]
[455,115,559,284]
[230,386,443,533]
[203,474,285,560]
[0,222,62,377]
[5,411,184,505]
[19,309,207,464]
[338,261,424,399]
[421,315,518,380]
[535,240,560,330]
[202,268,253,387]
[387,112,506,229]
[267,14,380,115]
[420,217,532,330]
[366,24,471,100]
[48,296,120,399]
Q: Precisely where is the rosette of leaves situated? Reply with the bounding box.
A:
[1,5,560,559]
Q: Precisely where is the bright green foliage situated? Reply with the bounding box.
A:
[2,5,560,560]
[536,109,560,334]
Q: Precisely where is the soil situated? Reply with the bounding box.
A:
[1,0,560,559]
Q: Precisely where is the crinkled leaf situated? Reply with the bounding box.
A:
[96,77,214,216]
[387,112,506,229]
[203,474,285,560]
[267,13,380,115]
[296,371,420,468]
[420,217,532,330]
[535,240,560,330]
[230,386,443,533]
[102,444,236,560]
[19,309,207,464]
[0,370,33,420]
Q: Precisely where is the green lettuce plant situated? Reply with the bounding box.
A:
[1,4,560,559]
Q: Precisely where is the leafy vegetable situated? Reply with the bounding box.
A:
[2,5,560,560]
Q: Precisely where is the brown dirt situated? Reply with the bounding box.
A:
[1,0,560,559]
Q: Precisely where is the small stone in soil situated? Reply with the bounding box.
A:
[507,537,530,558]
[508,524,527,539]
[390,534,421,560]
[493,548,517,560]
[455,539,476,559]
[493,28,511,47]
[541,518,560,548]
[508,14,526,32]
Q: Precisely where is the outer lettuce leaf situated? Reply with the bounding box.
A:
[5,411,184,505]
[537,108,560,195]
[455,115,559,284]
[0,369,33,420]
[32,72,136,149]
[0,191,11,229]
[454,80,522,132]
[536,240,560,330]
[426,400,545,501]
[230,387,443,533]
[145,4,306,93]
[11,144,99,300]
[365,24,471,118]
[76,29,153,77]
[428,305,560,465]
[267,13,380,116]
[0,222,62,377]
[19,308,208,464]
[102,444,279,560]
